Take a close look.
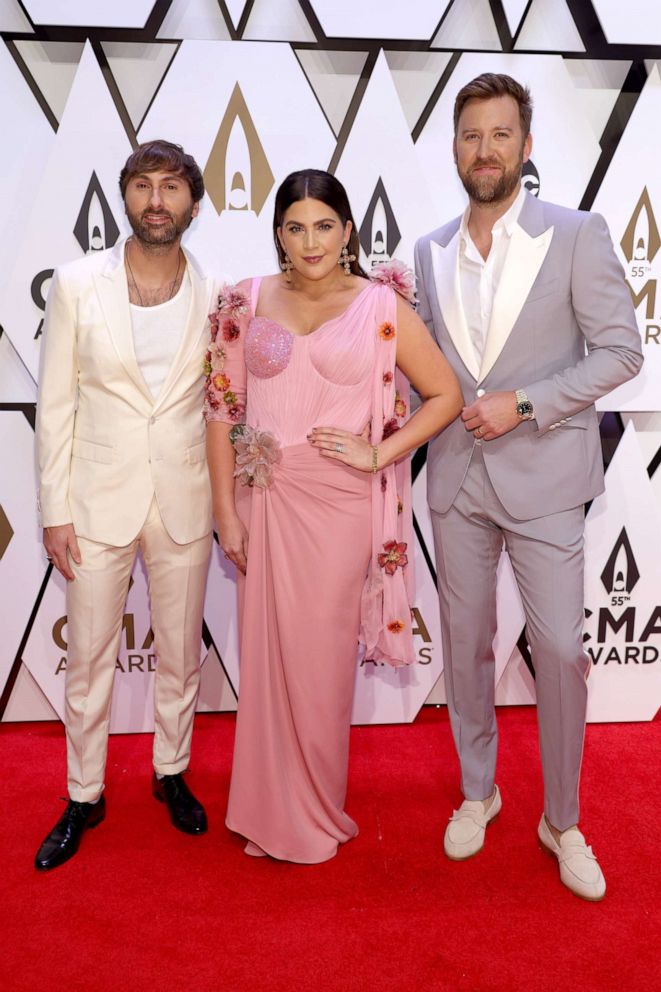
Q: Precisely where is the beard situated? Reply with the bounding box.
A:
[126,203,194,247]
[458,150,524,205]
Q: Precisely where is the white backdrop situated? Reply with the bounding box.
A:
[1,0,661,730]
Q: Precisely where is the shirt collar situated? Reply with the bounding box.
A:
[460,184,528,245]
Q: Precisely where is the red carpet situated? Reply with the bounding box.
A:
[1,706,659,992]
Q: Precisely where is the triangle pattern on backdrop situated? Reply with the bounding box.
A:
[244,0,316,42]
[101,41,178,131]
[432,0,502,51]
[13,41,84,125]
[222,0,252,32]
[501,0,531,38]
[157,0,232,39]
[515,0,585,52]
[294,48,369,137]
[385,51,454,134]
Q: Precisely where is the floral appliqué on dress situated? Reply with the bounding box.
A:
[378,541,408,576]
[229,424,281,489]
[204,284,249,422]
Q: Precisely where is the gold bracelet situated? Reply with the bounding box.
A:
[371,444,379,474]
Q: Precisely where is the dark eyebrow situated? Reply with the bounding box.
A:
[134,172,183,182]
[285,217,337,226]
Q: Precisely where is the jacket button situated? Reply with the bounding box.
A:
[476,388,485,397]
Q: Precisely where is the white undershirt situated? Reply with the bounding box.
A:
[130,268,191,399]
[458,186,527,364]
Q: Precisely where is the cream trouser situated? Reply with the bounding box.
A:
[64,498,212,802]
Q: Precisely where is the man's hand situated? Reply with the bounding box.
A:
[461,391,522,441]
[43,523,81,581]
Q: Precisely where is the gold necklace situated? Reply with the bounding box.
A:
[125,240,182,307]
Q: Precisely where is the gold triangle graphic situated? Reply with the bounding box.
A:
[204,83,274,216]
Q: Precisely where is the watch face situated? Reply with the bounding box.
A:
[517,400,534,417]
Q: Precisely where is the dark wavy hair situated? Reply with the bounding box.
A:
[273,169,367,277]
[119,139,205,203]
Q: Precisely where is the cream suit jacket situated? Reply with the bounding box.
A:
[414,193,644,520]
[36,238,215,546]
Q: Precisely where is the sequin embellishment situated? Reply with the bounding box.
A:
[245,317,293,379]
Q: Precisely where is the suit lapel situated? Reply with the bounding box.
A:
[430,231,480,381]
[478,201,554,383]
[152,249,211,413]
[93,239,153,403]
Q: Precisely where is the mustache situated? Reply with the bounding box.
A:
[140,209,175,220]
[471,159,503,171]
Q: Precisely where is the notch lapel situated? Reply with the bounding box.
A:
[478,220,554,383]
[430,232,480,381]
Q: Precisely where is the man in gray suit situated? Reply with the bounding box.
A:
[414,73,642,900]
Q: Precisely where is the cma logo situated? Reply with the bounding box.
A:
[74,172,120,253]
[52,610,156,675]
[522,160,540,197]
[359,178,401,268]
[585,526,661,665]
[621,188,661,345]
[600,527,640,597]
[621,187,660,269]
[205,83,274,215]
[32,172,120,339]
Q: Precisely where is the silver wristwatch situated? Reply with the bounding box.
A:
[515,389,534,420]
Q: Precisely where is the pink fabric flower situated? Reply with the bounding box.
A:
[217,284,249,318]
[230,425,282,488]
[394,391,407,418]
[377,540,408,576]
[369,259,417,306]
[221,317,240,342]
[383,371,393,384]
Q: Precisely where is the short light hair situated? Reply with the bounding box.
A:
[453,73,533,137]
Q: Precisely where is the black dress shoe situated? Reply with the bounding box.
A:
[35,796,106,871]
[152,773,207,835]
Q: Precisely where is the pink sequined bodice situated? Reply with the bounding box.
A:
[245,280,378,448]
[245,318,293,379]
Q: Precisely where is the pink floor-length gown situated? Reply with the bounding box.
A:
[205,276,414,863]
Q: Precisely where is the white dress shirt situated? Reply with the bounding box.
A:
[130,268,191,399]
[458,185,527,364]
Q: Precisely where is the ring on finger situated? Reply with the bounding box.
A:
[335,442,344,453]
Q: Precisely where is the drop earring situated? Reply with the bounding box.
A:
[280,250,294,282]
[339,244,356,276]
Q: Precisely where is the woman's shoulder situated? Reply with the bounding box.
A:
[367,260,417,306]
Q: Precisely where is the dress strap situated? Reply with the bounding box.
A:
[250,276,263,315]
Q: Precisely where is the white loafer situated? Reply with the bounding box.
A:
[537,815,606,901]
[444,785,502,860]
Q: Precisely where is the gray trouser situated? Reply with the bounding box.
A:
[431,446,589,830]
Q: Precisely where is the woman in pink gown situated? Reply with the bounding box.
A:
[206,170,462,863]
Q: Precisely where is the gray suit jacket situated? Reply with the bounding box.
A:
[414,193,644,520]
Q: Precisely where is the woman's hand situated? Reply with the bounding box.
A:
[215,509,249,574]
[308,424,376,473]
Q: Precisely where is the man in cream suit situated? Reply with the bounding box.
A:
[35,140,216,870]
[414,74,643,900]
